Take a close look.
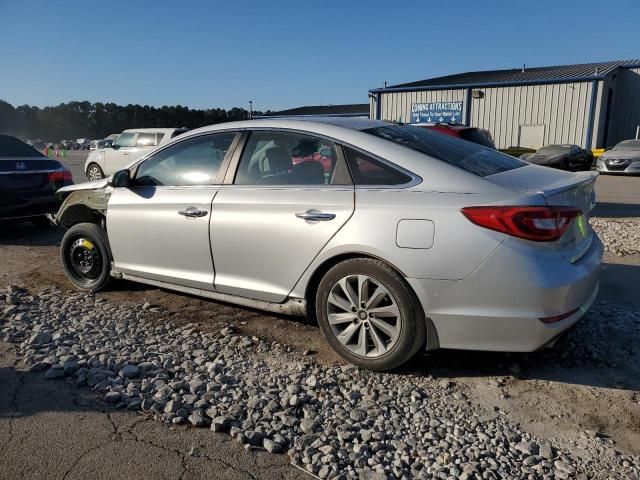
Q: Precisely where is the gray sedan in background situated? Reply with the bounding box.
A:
[52,118,602,370]
[597,139,640,174]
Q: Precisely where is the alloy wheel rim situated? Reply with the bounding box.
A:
[326,274,402,358]
[88,167,102,180]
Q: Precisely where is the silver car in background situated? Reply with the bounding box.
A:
[53,118,602,370]
[596,139,640,174]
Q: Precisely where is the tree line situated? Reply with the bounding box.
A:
[0,100,267,141]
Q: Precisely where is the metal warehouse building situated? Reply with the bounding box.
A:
[369,60,640,150]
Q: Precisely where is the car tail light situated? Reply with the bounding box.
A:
[460,206,581,242]
[48,169,73,182]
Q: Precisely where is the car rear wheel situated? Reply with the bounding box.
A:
[315,258,426,371]
[86,163,104,181]
[60,222,111,291]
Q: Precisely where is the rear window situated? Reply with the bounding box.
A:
[459,129,496,149]
[0,135,44,158]
[364,125,525,177]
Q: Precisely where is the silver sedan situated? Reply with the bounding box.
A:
[53,118,602,370]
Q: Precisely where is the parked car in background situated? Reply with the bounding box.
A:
[500,146,536,158]
[77,138,91,150]
[415,123,496,149]
[596,139,640,174]
[84,128,189,180]
[0,134,73,224]
[89,140,102,150]
[54,118,601,371]
[521,144,593,171]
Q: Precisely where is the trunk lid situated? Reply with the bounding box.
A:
[487,165,598,262]
[0,157,65,203]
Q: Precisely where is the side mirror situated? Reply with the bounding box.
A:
[109,169,131,188]
[111,143,120,149]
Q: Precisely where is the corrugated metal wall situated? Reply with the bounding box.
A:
[469,82,593,149]
[606,67,640,145]
[373,82,595,149]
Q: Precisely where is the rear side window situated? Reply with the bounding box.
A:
[364,125,524,177]
[135,132,158,147]
[343,146,412,185]
[0,135,44,158]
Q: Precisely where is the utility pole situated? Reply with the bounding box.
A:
[249,100,253,120]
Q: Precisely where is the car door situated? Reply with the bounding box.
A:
[107,132,239,289]
[210,129,355,303]
[103,132,136,175]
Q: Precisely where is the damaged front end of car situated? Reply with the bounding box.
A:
[49,179,111,229]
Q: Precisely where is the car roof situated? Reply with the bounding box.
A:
[180,118,391,142]
[122,128,185,134]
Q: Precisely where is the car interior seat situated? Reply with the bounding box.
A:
[292,160,325,184]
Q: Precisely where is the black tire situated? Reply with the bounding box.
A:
[315,258,426,371]
[60,222,111,291]
[86,163,105,181]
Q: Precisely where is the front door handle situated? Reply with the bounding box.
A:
[178,206,208,218]
[295,210,336,221]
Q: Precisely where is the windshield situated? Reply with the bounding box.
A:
[613,140,640,151]
[364,125,525,177]
[536,145,571,155]
[0,135,45,158]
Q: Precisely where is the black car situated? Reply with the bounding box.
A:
[0,134,73,224]
[521,144,593,171]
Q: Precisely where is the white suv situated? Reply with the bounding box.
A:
[84,128,188,180]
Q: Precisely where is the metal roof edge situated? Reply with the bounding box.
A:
[368,75,609,94]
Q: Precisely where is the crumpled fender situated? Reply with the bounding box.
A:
[54,188,110,228]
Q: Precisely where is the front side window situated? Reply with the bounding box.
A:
[135,132,159,147]
[365,125,525,177]
[115,132,136,148]
[134,133,235,186]
[234,131,341,185]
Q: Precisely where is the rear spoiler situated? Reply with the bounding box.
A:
[534,171,598,198]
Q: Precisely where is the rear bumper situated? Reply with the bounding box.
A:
[407,235,603,352]
[0,194,61,220]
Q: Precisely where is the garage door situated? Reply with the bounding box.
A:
[519,125,545,149]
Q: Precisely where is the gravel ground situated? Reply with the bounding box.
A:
[590,217,640,256]
[1,286,638,480]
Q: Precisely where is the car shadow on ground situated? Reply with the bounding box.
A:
[592,202,640,218]
[0,220,63,246]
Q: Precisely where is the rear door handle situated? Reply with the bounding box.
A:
[178,207,208,218]
[295,210,336,221]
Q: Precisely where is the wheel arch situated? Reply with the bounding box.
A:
[302,251,439,350]
[55,189,108,229]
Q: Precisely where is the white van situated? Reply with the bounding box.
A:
[84,128,189,180]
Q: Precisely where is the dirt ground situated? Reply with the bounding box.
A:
[1,220,639,461]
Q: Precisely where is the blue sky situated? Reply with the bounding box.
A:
[0,0,638,111]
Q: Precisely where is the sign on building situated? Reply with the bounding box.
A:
[410,101,463,124]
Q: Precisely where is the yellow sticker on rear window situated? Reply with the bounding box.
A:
[81,240,95,250]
